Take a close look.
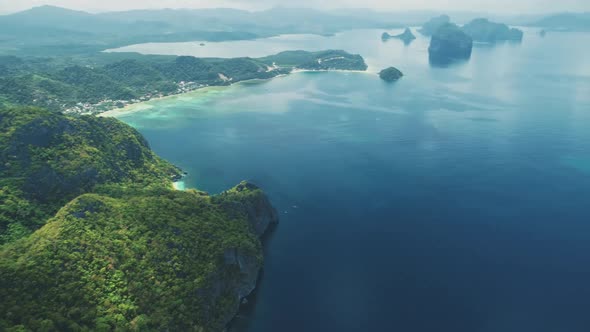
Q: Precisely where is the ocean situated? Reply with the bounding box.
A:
[113,28,590,331]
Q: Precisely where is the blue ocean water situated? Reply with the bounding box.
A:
[115,29,590,331]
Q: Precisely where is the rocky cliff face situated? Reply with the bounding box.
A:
[215,181,279,327]
[0,107,180,243]
[428,23,473,65]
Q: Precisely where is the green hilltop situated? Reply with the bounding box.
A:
[0,108,278,331]
[0,7,368,330]
[0,107,180,243]
[0,50,367,114]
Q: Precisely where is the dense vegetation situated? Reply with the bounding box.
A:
[0,108,278,331]
[0,50,366,113]
[259,50,368,71]
[0,107,180,243]
[419,15,524,43]
[0,182,277,331]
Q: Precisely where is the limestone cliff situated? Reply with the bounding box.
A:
[428,23,473,65]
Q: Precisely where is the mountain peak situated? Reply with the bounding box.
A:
[10,5,92,17]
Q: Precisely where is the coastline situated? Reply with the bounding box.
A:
[99,85,228,117]
[172,180,186,191]
[99,69,369,118]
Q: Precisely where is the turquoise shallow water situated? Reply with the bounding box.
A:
[116,29,590,331]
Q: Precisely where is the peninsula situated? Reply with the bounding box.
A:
[0,107,279,331]
[0,50,368,115]
[382,28,416,44]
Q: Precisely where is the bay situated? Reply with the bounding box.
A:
[113,28,590,331]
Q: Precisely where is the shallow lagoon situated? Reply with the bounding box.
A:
[114,29,590,331]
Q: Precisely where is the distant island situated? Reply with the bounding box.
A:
[529,13,590,32]
[382,28,416,44]
[420,15,523,43]
[462,18,523,42]
[428,23,473,65]
[265,50,368,71]
[379,67,404,82]
[0,107,279,331]
[0,50,367,115]
[419,15,451,36]
[0,5,408,57]
[420,15,523,64]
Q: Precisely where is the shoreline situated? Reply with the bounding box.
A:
[172,180,186,191]
[99,84,228,117]
[99,69,370,118]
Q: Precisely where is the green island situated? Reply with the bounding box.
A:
[418,15,451,36]
[0,50,367,115]
[0,107,180,242]
[381,28,416,44]
[419,15,524,44]
[0,107,279,331]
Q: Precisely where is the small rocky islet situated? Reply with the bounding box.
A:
[379,67,404,82]
[428,23,473,65]
[0,107,279,331]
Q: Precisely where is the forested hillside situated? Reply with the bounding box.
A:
[0,50,366,114]
[0,107,180,243]
[0,107,278,331]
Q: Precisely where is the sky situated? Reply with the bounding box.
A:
[0,0,589,14]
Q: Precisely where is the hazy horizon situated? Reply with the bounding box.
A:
[1,0,589,15]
